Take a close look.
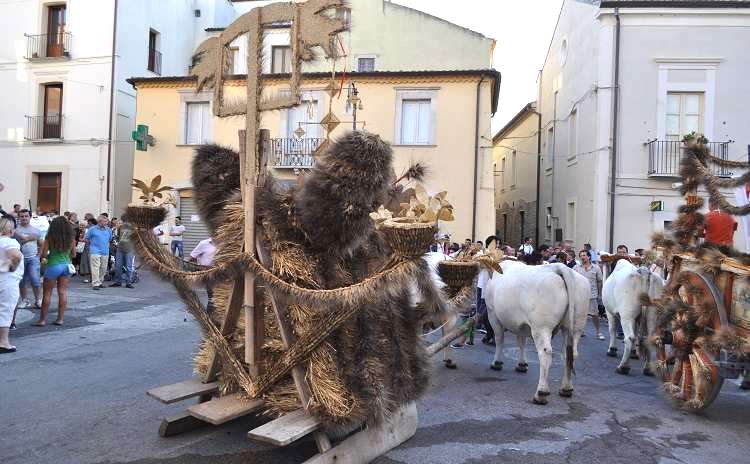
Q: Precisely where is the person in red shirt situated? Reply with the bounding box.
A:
[702,198,737,247]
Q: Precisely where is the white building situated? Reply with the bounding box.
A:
[515,0,750,253]
[0,0,238,217]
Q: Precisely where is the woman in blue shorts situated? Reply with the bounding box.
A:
[35,217,76,326]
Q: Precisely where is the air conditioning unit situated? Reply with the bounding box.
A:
[194,9,201,17]
[546,214,552,227]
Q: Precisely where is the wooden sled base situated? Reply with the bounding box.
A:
[303,402,418,464]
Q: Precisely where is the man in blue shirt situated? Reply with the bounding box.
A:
[85,215,112,290]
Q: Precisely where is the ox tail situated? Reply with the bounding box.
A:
[548,264,579,375]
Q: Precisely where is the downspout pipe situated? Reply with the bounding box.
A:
[106,0,119,207]
[608,7,621,252]
[471,75,486,242]
[534,108,542,245]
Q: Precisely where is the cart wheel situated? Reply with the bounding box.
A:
[655,270,725,412]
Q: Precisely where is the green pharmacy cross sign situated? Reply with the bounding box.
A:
[132,124,155,151]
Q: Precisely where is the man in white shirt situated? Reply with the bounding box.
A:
[520,237,534,256]
[170,216,187,258]
[190,237,217,313]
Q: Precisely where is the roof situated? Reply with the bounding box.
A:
[492,102,537,144]
[127,69,502,114]
[600,0,750,7]
[387,1,491,40]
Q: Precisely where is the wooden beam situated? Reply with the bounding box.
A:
[188,393,265,425]
[158,410,207,438]
[204,282,245,382]
[302,402,418,464]
[147,378,219,404]
[255,235,332,453]
[247,408,321,446]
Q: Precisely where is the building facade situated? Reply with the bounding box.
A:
[534,0,750,253]
[128,0,499,254]
[492,102,540,247]
[0,0,237,217]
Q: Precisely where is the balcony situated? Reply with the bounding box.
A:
[646,140,733,178]
[24,33,72,60]
[271,138,325,169]
[148,48,162,75]
[25,115,64,141]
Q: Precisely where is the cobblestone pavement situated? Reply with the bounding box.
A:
[2,271,749,464]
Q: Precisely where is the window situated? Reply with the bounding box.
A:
[519,211,526,242]
[400,99,431,145]
[287,97,319,139]
[500,157,506,191]
[666,92,703,141]
[185,102,211,144]
[46,4,67,58]
[559,39,568,67]
[271,45,291,74]
[502,214,508,239]
[42,83,63,139]
[148,29,161,75]
[36,173,61,214]
[568,109,577,160]
[357,57,375,72]
[545,206,552,241]
[225,46,239,74]
[546,127,554,170]
[566,201,576,242]
[511,150,517,188]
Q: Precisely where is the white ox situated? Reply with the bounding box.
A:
[483,261,590,404]
[602,259,665,375]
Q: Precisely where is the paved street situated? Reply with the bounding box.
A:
[2,272,749,464]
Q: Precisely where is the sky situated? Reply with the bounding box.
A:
[391,0,564,133]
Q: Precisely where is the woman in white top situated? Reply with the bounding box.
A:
[0,217,23,353]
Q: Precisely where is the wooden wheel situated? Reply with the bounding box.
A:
[655,269,725,412]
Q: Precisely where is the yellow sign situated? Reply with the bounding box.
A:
[650,200,664,212]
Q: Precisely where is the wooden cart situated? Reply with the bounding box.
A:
[653,253,750,411]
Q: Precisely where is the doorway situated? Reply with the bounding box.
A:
[47,4,67,57]
[43,83,63,139]
[36,173,62,214]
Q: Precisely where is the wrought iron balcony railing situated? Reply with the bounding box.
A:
[24,32,72,60]
[25,115,64,140]
[646,140,733,178]
[271,137,325,168]
[148,48,162,75]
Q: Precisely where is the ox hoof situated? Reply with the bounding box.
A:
[444,359,457,369]
[559,388,574,398]
[490,361,504,371]
[642,366,654,377]
[537,390,551,397]
[532,395,549,405]
[515,363,528,373]
[615,366,631,375]
[629,350,639,360]
[607,348,618,357]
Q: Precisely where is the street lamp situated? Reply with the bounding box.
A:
[346,82,364,130]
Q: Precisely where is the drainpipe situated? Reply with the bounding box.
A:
[471,75,486,242]
[550,91,558,240]
[608,7,621,252]
[533,108,542,245]
[106,0,119,208]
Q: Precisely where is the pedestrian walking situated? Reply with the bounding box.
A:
[190,238,217,313]
[85,215,112,290]
[574,249,605,340]
[170,216,186,258]
[78,217,96,281]
[0,217,23,353]
[13,209,42,309]
[35,217,76,326]
[110,218,136,289]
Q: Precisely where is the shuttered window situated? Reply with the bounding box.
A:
[400,99,431,145]
[179,196,211,257]
[185,102,211,145]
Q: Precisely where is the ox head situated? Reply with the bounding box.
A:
[636,264,665,304]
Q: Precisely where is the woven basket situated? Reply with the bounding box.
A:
[126,205,166,229]
[381,218,436,259]
[438,260,479,290]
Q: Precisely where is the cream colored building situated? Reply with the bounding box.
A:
[492,102,540,247]
[128,0,499,253]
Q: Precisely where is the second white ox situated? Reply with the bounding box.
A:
[602,259,665,376]
[483,261,590,405]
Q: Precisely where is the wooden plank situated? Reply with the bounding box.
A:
[303,402,418,464]
[256,236,332,452]
[188,393,265,425]
[204,282,244,382]
[147,378,219,404]
[158,410,207,437]
[247,409,321,446]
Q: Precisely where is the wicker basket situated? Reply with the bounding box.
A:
[381,218,436,259]
[125,205,166,229]
[438,260,479,290]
